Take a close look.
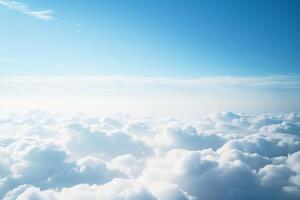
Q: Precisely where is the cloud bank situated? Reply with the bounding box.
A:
[0,75,300,114]
[0,111,300,199]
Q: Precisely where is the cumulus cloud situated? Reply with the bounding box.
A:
[0,0,54,20]
[154,125,225,150]
[0,139,125,198]
[0,111,300,199]
[62,122,152,158]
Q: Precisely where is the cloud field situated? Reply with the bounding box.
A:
[0,111,300,199]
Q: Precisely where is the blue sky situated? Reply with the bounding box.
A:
[0,0,299,77]
[0,0,299,114]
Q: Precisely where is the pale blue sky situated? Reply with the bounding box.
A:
[0,0,299,77]
[0,0,299,113]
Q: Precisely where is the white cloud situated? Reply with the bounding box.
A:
[3,180,197,200]
[154,125,225,150]
[0,111,300,199]
[61,122,152,158]
[0,0,54,20]
[0,75,300,114]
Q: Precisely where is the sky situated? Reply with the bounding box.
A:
[1,2,300,199]
[0,0,299,76]
[0,0,299,114]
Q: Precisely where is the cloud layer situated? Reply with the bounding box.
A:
[0,111,300,199]
[1,75,300,114]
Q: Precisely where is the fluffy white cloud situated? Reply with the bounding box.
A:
[0,138,125,198]
[61,122,152,158]
[154,125,225,150]
[3,180,196,200]
[0,111,300,199]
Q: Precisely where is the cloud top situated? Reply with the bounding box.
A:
[0,111,300,199]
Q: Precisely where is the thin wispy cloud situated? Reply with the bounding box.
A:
[0,75,299,114]
[1,75,299,91]
[0,0,54,20]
